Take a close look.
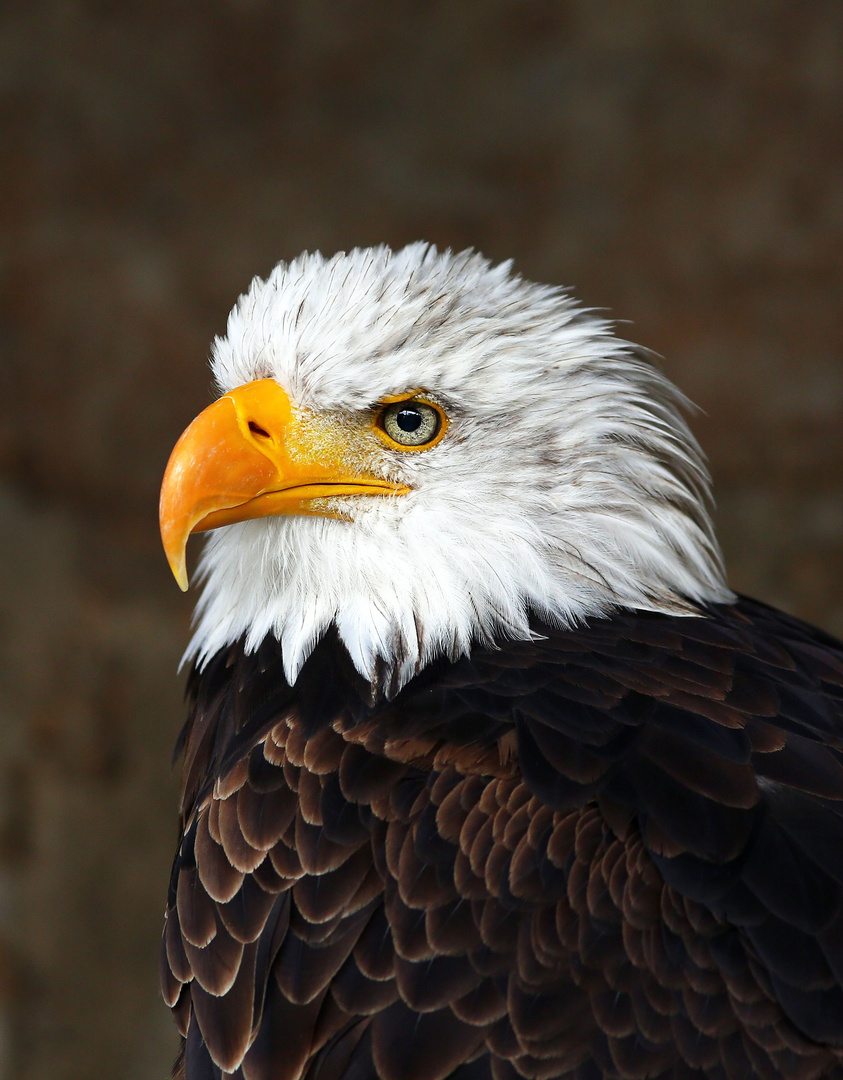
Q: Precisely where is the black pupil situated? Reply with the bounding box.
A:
[396,407,423,432]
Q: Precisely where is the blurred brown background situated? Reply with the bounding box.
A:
[1,2,841,1077]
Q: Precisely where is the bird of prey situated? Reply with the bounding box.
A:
[159,244,843,1080]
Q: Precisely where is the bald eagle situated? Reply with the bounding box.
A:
[159,245,843,1080]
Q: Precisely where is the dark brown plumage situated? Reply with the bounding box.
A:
[162,596,843,1080]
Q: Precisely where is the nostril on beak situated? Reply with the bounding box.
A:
[248,421,270,438]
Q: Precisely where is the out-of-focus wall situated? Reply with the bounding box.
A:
[0,2,841,1077]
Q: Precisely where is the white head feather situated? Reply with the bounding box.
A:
[186,243,733,692]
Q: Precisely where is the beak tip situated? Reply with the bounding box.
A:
[172,560,190,592]
[163,543,190,591]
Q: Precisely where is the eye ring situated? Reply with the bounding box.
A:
[373,396,448,451]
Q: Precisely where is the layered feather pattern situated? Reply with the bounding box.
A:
[163,597,843,1080]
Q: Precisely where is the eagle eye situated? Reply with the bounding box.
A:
[376,399,445,450]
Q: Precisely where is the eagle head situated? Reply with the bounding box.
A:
[160,244,732,693]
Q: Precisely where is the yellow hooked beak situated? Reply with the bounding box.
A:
[159,379,410,590]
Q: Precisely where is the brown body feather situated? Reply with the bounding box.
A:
[163,598,843,1080]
